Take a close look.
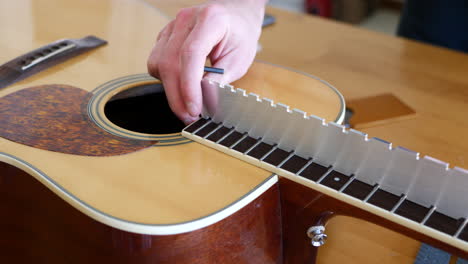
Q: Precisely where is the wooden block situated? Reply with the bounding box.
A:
[347,93,416,129]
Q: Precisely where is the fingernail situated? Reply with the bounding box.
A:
[186,101,198,117]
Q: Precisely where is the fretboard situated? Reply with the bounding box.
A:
[182,80,468,252]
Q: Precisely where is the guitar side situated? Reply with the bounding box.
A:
[0,0,346,262]
[0,159,281,263]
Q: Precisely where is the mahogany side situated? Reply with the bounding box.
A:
[279,177,468,263]
[0,162,282,264]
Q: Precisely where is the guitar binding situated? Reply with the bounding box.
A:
[182,80,468,254]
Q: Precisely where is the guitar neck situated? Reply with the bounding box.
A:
[182,80,468,254]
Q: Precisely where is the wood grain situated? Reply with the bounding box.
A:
[4,0,467,262]
[253,8,468,264]
[279,177,468,263]
[346,93,417,129]
[129,1,468,262]
[0,161,282,264]
[0,0,342,228]
[0,85,155,156]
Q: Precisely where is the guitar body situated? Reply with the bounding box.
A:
[1,162,282,263]
[0,0,345,263]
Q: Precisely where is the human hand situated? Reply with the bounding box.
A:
[147,0,267,124]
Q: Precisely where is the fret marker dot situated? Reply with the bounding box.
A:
[334,177,340,182]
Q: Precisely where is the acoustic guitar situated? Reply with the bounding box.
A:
[0,0,466,263]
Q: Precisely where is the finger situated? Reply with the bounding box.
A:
[148,21,175,79]
[159,69,197,124]
[179,6,228,117]
[158,8,197,122]
[206,46,257,84]
[157,20,175,42]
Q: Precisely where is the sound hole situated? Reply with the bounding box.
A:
[104,82,185,134]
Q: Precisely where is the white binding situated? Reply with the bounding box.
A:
[0,152,278,235]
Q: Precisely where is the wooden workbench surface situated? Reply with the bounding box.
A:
[149,1,468,263]
[152,0,468,169]
[260,7,468,264]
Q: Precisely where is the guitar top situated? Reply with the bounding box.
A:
[0,0,344,234]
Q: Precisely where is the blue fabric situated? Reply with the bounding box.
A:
[397,0,468,53]
[414,244,450,264]
[414,243,468,264]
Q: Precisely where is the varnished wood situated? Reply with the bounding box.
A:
[183,116,468,258]
[249,8,468,263]
[256,7,468,169]
[3,0,467,262]
[279,177,468,263]
[346,93,416,129]
[0,162,282,264]
[151,2,468,261]
[0,0,342,229]
[0,85,155,156]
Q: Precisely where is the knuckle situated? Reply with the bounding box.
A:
[176,7,194,21]
[147,60,158,77]
[181,41,202,55]
[200,3,227,19]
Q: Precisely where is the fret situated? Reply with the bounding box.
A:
[338,175,355,193]
[316,167,334,184]
[262,148,292,167]
[424,211,465,236]
[232,136,259,153]
[343,179,375,201]
[367,188,402,211]
[215,129,234,144]
[183,81,468,251]
[363,185,380,203]
[183,119,468,249]
[207,126,231,142]
[299,162,330,182]
[390,195,407,214]
[456,219,468,241]
[229,133,248,149]
[456,219,468,237]
[394,198,430,223]
[203,123,223,139]
[421,207,437,225]
[183,118,209,133]
[319,170,352,191]
[246,142,274,160]
[195,121,220,138]
[277,152,296,168]
[259,145,278,161]
[243,139,262,155]
[295,158,315,176]
[219,131,245,148]
[280,155,311,174]
[191,118,212,134]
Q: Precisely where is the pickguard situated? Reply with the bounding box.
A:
[0,85,156,156]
